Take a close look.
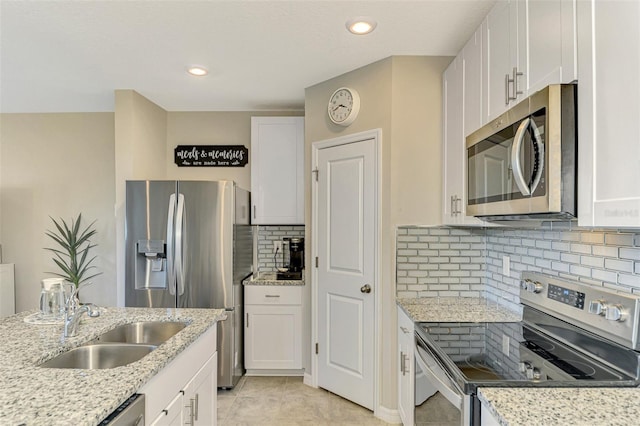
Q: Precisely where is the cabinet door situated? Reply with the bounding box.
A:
[442,56,463,225]
[577,0,640,227]
[245,304,302,369]
[526,0,577,95]
[442,53,486,227]
[397,308,414,426]
[463,27,483,138]
[250,116,304,224]
[484,0,514,123]
[149,393,182,426]
[183,353,217,426]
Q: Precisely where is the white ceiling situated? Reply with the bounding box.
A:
[0,0,496,113]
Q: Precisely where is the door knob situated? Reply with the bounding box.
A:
[360,284,371,294]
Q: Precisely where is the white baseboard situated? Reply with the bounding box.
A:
[303,372,316,388]
[375,405,402,424]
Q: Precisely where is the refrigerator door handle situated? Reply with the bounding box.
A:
[175,193,186,296]
[166,193,177,296]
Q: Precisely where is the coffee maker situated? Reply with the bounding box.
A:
[277,237,304,280]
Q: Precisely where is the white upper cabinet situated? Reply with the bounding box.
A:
[463,27,483,138]
[483,0,577,124]
[483,0,520,123]
[527,0,577,94]
[577,0,640,227]
[251,117,304,224]
[442,31,487,226]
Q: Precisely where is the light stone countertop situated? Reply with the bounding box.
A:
[397,297,522,323]
[478,387,640,426]
[243,271,304,286]
[0,307,226,426]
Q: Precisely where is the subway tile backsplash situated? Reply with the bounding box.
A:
[397,223,640,313]
[256,225,305,272]
[396,227,486,299]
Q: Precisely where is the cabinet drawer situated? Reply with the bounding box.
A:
[245,285,302,305]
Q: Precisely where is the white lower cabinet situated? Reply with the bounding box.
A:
[150,393,182,426]
[142,325,217,426]
[397,307,414,426]
[245,285,302,371]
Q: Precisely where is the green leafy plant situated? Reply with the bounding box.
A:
[44,213,102,289]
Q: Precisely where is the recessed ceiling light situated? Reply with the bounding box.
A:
[187,66,208,76]
[346,17,377,35]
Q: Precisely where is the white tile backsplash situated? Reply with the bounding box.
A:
[396,223,640,312]
[256,225,305,272]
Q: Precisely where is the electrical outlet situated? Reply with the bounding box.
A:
[502,255,510,276]
[273,241,283,253]
[502,334,510,356]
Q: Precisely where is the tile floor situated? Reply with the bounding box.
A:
[217,376,459,426]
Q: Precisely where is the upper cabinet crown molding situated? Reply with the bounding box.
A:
[250,116,305,225]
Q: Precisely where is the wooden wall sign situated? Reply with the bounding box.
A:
[174,145,249,167]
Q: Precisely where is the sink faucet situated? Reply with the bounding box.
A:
[64,285,100,337]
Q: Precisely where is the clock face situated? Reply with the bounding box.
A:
[328,87,360,126]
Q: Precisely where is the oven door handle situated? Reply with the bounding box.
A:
[415,336,463,410]
[511,117,533,196]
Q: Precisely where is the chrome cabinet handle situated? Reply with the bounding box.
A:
[360,284,371,294]
[194,393,199,421]
[455,196,462,216]
[400,350,406,375]
[400,326,411,334]
[505,73,511,105]
[265,295,280,298]
[512,67,523,100]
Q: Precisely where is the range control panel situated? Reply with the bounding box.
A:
[547,284,585,309]
[519,272,640,351]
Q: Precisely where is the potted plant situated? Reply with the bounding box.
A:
[44,213,102,300]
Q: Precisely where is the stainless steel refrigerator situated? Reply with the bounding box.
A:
[125,180,252,388]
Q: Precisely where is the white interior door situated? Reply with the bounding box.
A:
[316,138,376,410]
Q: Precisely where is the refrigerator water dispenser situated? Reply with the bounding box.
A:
[136,240,167,289]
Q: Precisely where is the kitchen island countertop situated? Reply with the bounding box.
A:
[0,307,225,426]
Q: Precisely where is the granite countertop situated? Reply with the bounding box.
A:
[243,271,304,286]
[478,387,640,426]
[0,307,226,426]
[397,297,522,323]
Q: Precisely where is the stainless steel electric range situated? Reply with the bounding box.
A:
[414,272,640,425]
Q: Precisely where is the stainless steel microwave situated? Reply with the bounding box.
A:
[466,84,577,220]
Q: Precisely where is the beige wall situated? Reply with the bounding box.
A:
[304,56,449,413]
[390,56,450,226]
[0,113,116,310]
[114,90,169,305]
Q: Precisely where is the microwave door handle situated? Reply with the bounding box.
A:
[529,120,545,194]
[511,117,532,196]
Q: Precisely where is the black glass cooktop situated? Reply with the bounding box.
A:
[416,320,633,388]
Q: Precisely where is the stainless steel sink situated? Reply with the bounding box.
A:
[92,321,187,345]
[40,343,156,369]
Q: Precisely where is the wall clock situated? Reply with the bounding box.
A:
[327,87,360,126]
